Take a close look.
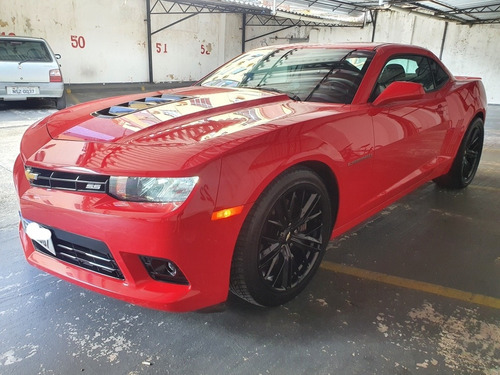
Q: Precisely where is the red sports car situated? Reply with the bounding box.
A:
[14,43,486,312]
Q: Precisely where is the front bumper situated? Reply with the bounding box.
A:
[14,155,245,312]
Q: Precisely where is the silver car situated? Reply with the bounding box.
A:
[0,36,65,109]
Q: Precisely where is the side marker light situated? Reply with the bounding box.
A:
[211,205,244,221]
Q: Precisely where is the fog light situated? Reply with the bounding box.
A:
[140,256,188,285]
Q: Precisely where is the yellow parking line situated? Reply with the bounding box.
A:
[321,261,500,310]
[65,88,80,105]
[469,185,500,192]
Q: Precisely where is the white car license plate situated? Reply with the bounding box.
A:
[22,217,56,256]
[7,86,40,95]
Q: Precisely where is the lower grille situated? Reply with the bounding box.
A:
[30,225,124,280]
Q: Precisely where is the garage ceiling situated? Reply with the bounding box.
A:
[222,0,500,25]
[150,1,500,27]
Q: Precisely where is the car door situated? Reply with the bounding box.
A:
[370,54,451,199]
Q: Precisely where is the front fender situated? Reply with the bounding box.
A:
[215,126,344,213]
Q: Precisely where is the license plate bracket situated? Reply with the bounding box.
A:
[7,86,40,95]
[22,217,56,256]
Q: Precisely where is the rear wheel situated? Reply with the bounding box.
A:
[55,93,66,110]
[434,118,484,189]
[230,167,333,307]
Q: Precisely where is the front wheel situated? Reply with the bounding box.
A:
[434,118,484,189]
[230,167,333,307]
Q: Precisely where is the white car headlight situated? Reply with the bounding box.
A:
[108,176,199,203]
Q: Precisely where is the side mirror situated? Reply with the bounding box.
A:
[373,81,425,106]
[55,54,61,59]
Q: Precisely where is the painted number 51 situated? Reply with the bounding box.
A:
[156,43,168,54]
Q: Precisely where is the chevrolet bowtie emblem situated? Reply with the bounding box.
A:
[25,168,39,182]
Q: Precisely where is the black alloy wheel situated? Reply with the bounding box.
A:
[230,167,333,307]
[461,122,483,185]
[434,117,484,189]
[258,186,324,291]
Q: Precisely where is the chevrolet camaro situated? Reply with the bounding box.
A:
[14,43,486,312]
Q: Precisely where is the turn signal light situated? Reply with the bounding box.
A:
[211,205,244,221]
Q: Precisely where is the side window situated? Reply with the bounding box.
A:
[428,58,449,89]
[389,58,419,74]
[371,55,436,101]
[411,57,435,92]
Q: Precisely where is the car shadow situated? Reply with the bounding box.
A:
[0,98,58,111]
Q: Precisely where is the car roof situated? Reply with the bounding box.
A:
[0,36,47,42]
[252,42,431,54]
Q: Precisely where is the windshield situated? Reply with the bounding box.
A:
[199,47,374,104]
[0,39,53,62]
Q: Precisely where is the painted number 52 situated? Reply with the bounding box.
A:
[201,44,211,55]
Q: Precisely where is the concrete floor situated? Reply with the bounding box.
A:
[0,86,499,375]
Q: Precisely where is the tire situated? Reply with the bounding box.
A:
[230,167,333,307]
[56,93,66,110]
[434,118,484,189]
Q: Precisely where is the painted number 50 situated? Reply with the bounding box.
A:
[71,35,86,49]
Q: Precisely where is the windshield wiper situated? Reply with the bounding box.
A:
[253,86,301,102]
[18,58,35,66]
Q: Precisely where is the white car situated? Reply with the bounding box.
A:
[0,36,65,109]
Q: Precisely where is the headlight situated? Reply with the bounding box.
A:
[108,176,199,203]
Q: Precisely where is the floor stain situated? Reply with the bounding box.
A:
[375,302,500,373]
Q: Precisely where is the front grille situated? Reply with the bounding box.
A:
[26,167,109,193]
[30,225,124,280]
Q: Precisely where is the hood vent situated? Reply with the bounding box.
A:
[92,94,188,118]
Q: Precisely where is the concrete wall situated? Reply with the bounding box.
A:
[1,0,150,83]
[1,2,499,103]
[150,13,241,82]
[244,24,313,50]
[442,22,500,104]
[0,0,241,84]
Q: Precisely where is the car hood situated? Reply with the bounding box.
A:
[23,86,348,174]
[46,86,297,145]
